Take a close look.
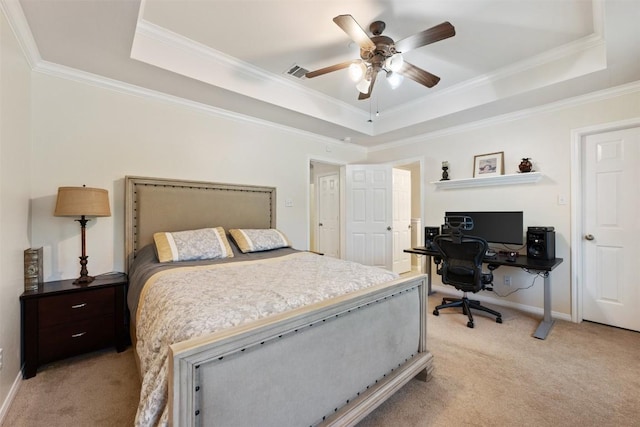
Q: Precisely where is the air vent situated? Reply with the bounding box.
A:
[285,64,308,79]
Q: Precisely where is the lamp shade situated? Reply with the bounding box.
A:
[54,186,111,217]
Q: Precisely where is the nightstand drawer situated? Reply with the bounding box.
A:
[38,315,115,364]
[38,287,115,326]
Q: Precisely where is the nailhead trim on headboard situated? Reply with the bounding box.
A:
[124,176,276,272]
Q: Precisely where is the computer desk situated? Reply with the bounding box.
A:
[404,247,563,340]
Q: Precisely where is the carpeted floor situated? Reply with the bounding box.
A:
[3,293,640,426]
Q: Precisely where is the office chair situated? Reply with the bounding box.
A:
[432,219,502,328]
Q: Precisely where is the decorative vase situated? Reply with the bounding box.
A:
[519,158,533,173]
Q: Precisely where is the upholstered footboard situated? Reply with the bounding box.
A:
[169,274,431,426]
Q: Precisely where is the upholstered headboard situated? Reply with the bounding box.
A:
[124,176,276,271]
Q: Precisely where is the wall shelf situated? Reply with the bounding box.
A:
[431,172,542,189]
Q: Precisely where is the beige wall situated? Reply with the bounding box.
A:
[28,73,368,281]
[0,9,32,418]
[368,89,640,318]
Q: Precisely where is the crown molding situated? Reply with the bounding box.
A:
[370,80,640,153]
[375,32,607,136]
[132,19,374,135]
[386,32,606,120]
[135,14,608,139]
[0,0,41,67]
[384,0,606,119]
[33,60,365,152]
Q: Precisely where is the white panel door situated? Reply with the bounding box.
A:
[392,169,411,274]
[582,127,640,331]
[344,164,392,269]
[317,173,340,258]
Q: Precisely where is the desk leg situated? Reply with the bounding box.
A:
[533,271,555,339]
[425,255,434,295]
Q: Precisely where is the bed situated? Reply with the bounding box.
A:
[124,176,433,426]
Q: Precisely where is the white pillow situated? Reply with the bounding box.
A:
[153,227,234,262]
[229,228,291,253]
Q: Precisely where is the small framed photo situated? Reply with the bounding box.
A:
[474,151,504,177]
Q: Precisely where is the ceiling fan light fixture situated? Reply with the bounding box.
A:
[305,15,455,99]
[348,61,367,82]
[385,53,404,72]
[387,71,404,89]
[356,77,371,94]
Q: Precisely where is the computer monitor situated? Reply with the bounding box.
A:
[443,211,524,245]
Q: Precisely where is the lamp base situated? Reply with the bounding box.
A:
[73,275,95,285]
[74,251,94,286]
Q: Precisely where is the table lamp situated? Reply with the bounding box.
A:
[54,185,111,284]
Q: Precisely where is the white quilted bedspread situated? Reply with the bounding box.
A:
[134,252,398,426]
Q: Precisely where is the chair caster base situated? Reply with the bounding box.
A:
[467,321,474,328]
[496,317,503,324]
[433,309,439,316]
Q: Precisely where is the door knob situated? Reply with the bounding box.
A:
[387,226,392,231]
[319,223,323,227]
[585,234,595,241]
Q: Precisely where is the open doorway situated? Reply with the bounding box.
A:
[393,161,424,273]
[310,158,423,270]
[310,161,341,258]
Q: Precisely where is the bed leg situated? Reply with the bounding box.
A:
[414,368,431,382]
[414,356,434,382]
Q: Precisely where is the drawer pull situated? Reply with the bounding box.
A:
[71,303,87,309]
[71,332,86,338]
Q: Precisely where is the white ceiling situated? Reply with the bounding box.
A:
[9,0,640,148]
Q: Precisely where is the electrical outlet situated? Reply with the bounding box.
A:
[504,276,512,287]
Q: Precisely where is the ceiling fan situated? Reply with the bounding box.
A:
[305,15,455,100]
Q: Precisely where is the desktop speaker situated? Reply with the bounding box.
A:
[527,227,556,260]
[424,226,440,250]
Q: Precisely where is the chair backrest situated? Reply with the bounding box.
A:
[433,233,489,293]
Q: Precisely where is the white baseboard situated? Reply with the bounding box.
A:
[0,367,23,425]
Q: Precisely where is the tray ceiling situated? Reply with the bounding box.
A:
[10,0,640,147]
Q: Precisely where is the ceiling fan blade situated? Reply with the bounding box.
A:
[394,21,455,53]
[305,60,356,78]
[358,70,378,100]
[333,15,376,52]
[397,61,440,88]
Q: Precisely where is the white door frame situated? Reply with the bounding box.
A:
[570,117,640,323]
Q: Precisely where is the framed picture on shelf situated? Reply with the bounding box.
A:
[473,151,504,177]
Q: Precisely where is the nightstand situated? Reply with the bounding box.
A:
[20,272,128,379]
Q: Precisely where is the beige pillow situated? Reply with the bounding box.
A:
[153,227,234,262]
[229,228,291,253]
